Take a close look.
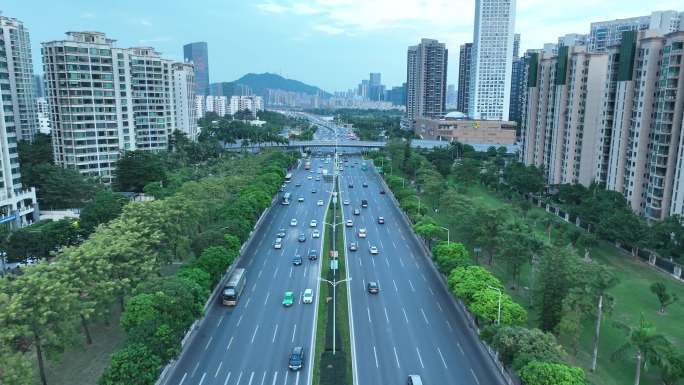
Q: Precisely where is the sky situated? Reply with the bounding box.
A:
[2,0,683,92]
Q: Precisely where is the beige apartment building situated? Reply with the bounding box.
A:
[414,114,516,146]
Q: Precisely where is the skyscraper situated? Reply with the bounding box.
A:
[369,73,384,101]
[0,15,37,228]
[509,34,523,126]
[183,42,209,95]
[469,0,517,121]
[446,84,457,108]
[588,10,683,52]
[0,16,39,142]
[406,39,448,123]
[33,74,44,98]
[457,43,472,114]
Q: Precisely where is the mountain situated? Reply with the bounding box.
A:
[224,73,330,97]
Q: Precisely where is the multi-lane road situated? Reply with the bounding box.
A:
[166,157,334,385]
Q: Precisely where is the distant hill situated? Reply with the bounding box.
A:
[211,73,329,98]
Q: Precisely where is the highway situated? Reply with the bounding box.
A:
[165,157,334,385]
[338,154,505,385]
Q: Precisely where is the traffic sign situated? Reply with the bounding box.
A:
[330,260,338,271]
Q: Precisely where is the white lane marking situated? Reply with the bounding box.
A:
[292,323,297,342]
[215,361,223,378]
[179,372,187,385]
[392,240,397,249]
[304,263,308,276]
[237,315,243,327]
[272,324,279,343]
[236,371,243,385]
[385,258,390,268]
[248,371,255,385]
[251,325,259,344]
[198,372,207,385]
[399,258,405,268]
[273,267,279,279]
[471,369,481,385]
[421,308,430,325]
[258,269,263,279]
[446,320,454,333]
[421,273,427,282]
[284,370,289,384]
[245,297,251,308]
[393,346,401,368]
[223,372,232,385]
[384,307,389,323]
[263,259,267,267]
[401,234,406,241]
[191,362,200,377]
[371,257,375,267]
[271,371,278,385]
[458,342,465,355]
[367,307,372,323]
[416,347,425,368]
[428,287,435,296]
[358,258,362,267]
[402,307,409,324]
[290,266,293,278]
[379,238,384,248]
[252,283,257,292]
[226,336,234,351]
[217,315,224,327]
[264,292,270,306]
[408,279,415,292]
[437,302,443,312]
[204,336,213,351]
[373,346,379,368]
[295,371,300,385]
[260,371,267,385]
[415,260,420,269]
[437,347,448,368]
[393,279,398,292]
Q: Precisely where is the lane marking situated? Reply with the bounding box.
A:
[284,369,289,384]
[367,307,372,323]
[292,323,297,342]
[252,283,257,292]
[264,292,270,306]
[393,346,401,368]
[399,258,405,268]
[289,266,293,278]
[198,372,206,385]
[436,301,444,312]
[421,308,430,325]
[237,315,243,327]
[272,324,279,343]
[179,372,187,385]
[245,297,251,308]
[471,369,481,385]
[271,372,278,385]
[371,257,375,267]
[458,342,465,355]
[251,326,259,344]
[393,279,398,292]
[384,307,389,323]
[392,240,397,249]
[236,370,244,384]
[402,307,409,324]
[446,320,454,333]
[416,347,425,369]
[437,347,448,368]
[258,269,263,279]
[248,371,255,385]
[384,258,390,268]
[223,372,232,385]
[358,258,362,267]
[273,267,279,279]
[421,273,427,282]
[408,279,415,292]
[226,336,234,351]
[204,336,213,351]
[295,371,300,385]
[217,315,224,327]
[260,371,267,385]
[215,361,223,378]
[373,346,379,368]
[428,287,435,296]
[191,362,200,377]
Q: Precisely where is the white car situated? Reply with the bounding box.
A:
[303,289,314,304]
[369,246,379,255]
[312,229,320,238]
[343,199,350,205]
[274,238,283,249]
[307,176,313,180]
[358,228,367,238]
[290,218,297,226]
[345,219,353,227]
[317,200,324,206]
[310,220,318,227]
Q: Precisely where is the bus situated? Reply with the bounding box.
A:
[221,268,246,306]
[282,192,291,205]
[285,173,293,183]
[304,161,311,170]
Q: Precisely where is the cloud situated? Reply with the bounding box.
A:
[313,24,345,35]
[80,12,96,19]
[138,36,172,44]
[139,18,152,26]
[257,2,289,13]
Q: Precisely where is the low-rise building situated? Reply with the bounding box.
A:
[414,113,517,146]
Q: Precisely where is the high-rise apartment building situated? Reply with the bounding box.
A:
[183,42,209,96]
[457,43,472,114]
[33,74,44,97]
[42,32,195,184]
[469,0,517,121]
[0,16,38,142]
[171,62,197,141]
[509,34,523,126]
[446,84,457,108]
[0,15,37,228]
[405,38,448,124]
[36,97,50,134]
[589,10,683,52]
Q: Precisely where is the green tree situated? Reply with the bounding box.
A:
[519,361,587,385]
[413,218,442,249]
[469,289,527,326]
[447,266,503,304]
[534,245,578,332]
[650,282,678,314]
[470,206,508,264]
[28,163,101,209]
[453,158,481,186]
[655,347,684,385]
[114,151,167,193]
[99,343,162,385]
[193,246,235,285]
[17,133,53,188]
[612,314,671,385]
[4,219,80,261]
[496,219,545,289]
[432,242,472,275]
[80,190,129,234]
[489,326,565,370]
[0,347,34,385]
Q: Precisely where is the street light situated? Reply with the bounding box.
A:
[437,226,450,245]
[487,285,503,325]
[319,277,352,355]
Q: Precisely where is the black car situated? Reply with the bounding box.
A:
[289,346,305,371]
[292,254,302,265]
[277,228,287,238]
[308,249,318,260]
[362,182,368,187]
[348,183,354,188]
[367,281,379,294]
[379,189,386,195]
[298,233,306,242]
[377,217,385,224]
[361,199,368,208]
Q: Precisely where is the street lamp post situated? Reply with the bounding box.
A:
[437,226,450,245]
[487,285,503,325]
[320,277,351,355]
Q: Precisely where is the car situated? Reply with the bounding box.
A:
[298,233,306,242]
[317,199,324,206]
[303,289,314,304]
[295,182,301,187]
[298,196,304,202]
[367,281,379,294]
[380,189,386,195]
[292,254,302,266]
[274,238,283,249]
[348,241,358,251]
[307,176,312,180]
[343,199,350,205]
[280,184,286,191]
[348,183,354,188]
[311,189,317,194]
[288,346,305,371]
[283,292,294,307]
[358,228,367,238]
[361,199,368,208]
[362,182,368,187]
[345,219,353,227]
[312,229,320,238]
[310,220,318,227]
[377,216,385,224]
[308,249,318,260]
[353,208,360,216]
[290,218,297,226]
[369,246,379,255]
[276,228,286,238]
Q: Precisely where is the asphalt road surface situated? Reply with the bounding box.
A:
[165,157,333,385]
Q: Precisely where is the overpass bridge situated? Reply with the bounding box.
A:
[223,139,450,151]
